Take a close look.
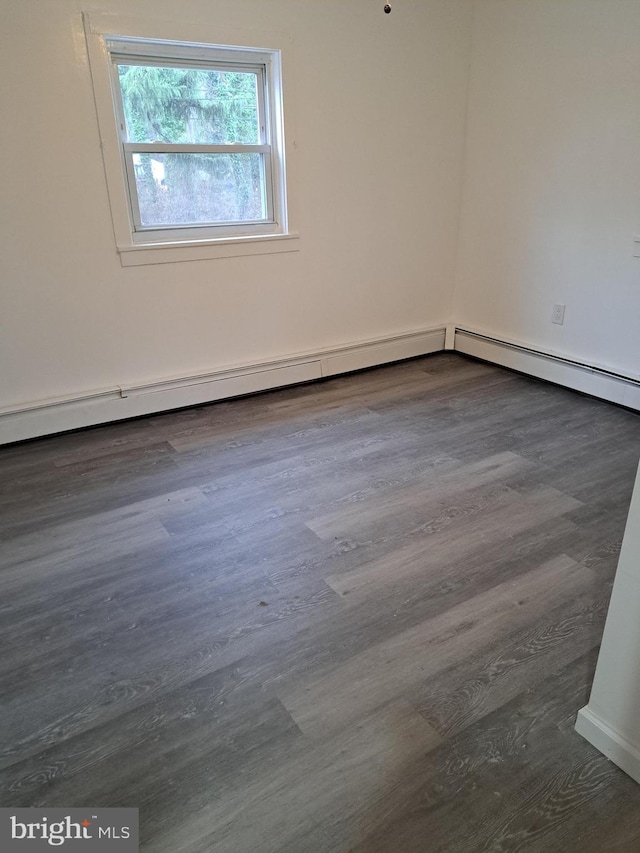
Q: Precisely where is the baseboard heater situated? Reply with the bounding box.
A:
[2,325,637,445]
[0,327,446,445]
[454,327,640,412]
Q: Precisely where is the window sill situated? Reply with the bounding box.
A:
[117,232,300,266]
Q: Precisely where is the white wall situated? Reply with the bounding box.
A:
[5,0,640,434]
[0,0,473,411]
[576,461,640,783]
[454,0,640,377]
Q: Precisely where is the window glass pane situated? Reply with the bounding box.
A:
[117,64,260,144]
[132,153,266,227]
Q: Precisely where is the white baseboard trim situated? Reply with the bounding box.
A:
[454,328,640,412]
[444,324,456,351]
[575,706,640,785]
[0,327,446,445]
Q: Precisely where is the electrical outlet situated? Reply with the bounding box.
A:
[552,304,566,325]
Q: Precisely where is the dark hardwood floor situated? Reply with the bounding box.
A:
[2,353,640,852]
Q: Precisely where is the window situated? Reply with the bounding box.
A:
[84,15,297,264]
[110,41,280,243]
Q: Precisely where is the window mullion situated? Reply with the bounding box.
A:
[122,143,270,155]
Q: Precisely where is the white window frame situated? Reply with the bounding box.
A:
[84,14,298,265]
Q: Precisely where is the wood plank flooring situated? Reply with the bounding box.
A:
[2,353,640,851]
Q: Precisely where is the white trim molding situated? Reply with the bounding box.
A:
[454,327,640,412]
[0,327,446,445]
[575,707,640,786]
